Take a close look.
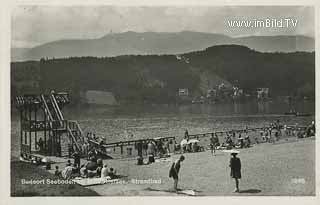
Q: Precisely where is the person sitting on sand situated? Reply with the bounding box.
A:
[306,121,315,137]
[66,160,72,166]
[108,167,117,179]
[71,163,79,175]
[37,138,44,153]
[169,155,185,192]
[238,136,244,148]
[54,166,62,178]
[226,136,233,148]
[229,152,241,192]
[87,149,95,161]
[62,163,74,179]
[86,158,98,178]
[80,164,87,178]
[101,164,108,178]
[244,135,251,148]
[163,139,170,155]
[265,131,270,143]
[95,158,103,177]
[192,142,199,152]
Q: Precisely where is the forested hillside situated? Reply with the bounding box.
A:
[11,45,315,104]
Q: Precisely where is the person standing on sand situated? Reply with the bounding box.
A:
[210,134,218,155]
[229,152,241,192]
[72,151,81,168]
[210,134,215,155]
[184,129,189,139]
[169,155,185,191]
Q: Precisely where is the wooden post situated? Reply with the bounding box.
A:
[20,110,23,151]
[44,109,47,155]
[34,107,37,150]
[29,107,32,153]
[58,133,61,157]
[24,110,27,145]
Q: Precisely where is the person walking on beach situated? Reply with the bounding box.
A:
[169,155,185,192]
[210,134,219,155]
[229,151,241,192]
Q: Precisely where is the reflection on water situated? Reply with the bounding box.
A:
[65,100,314,118]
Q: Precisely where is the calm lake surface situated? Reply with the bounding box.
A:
[11,100,315,158]
[64,100,314,140]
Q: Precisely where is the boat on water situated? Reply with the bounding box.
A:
[284,111,311,117]
[295,113,312,117]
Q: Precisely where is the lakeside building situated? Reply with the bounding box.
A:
[178,88,189,97]
[256,88,270,99]
[80,90,117,105]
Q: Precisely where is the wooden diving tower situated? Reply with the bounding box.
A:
[15,91,84,158]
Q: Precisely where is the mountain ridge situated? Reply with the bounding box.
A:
[11,31,314,62]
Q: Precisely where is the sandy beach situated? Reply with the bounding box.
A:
[38,136,315,196]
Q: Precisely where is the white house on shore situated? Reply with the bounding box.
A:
[80,90,117,105]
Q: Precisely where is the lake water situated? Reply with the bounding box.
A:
[11,100,315,158]
[64,100,314,141]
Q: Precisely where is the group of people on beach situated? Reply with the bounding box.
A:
[176,130,203,153]
[180,119,316,156]
[54,119,314,194]
[170,119,315,193]
[55,154,118,180]
[136,139,172,164]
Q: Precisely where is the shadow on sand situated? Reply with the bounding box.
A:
[145,188,203,196]
[239,189,261,194]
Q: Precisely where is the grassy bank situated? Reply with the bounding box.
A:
[11,161,99,196]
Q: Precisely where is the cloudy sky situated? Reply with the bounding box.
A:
[11,6,314,48]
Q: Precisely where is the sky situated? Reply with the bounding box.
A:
[11,6,314,48]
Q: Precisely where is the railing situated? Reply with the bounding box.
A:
[67,121,85,153]
[15,92,70,108]
[68,120,84,143]
[55,92,70,104]
[21,120,68,131]
[15,95,41,107]
[187,125,308,140]
[51,93,64,121]
[87,136,176,159]
[21,144,31,154]
[41,94,54,121]
[89,136,176,149]
[67,126,82,152]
